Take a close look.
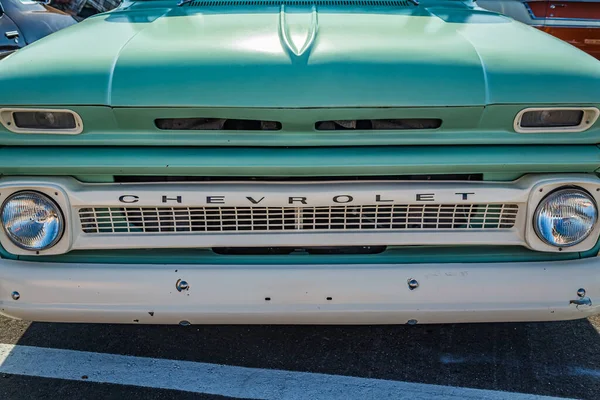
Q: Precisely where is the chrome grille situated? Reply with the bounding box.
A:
[79,204,519,234]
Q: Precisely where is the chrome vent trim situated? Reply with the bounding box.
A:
[79,204,519,234]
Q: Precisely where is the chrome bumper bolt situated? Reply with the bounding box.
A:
[407,278,419,290]
[176,279,189,292]
[11,291,20,300]
[577,288,586,298]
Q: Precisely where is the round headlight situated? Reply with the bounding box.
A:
[534,188,598,247]
[1,191,64,251]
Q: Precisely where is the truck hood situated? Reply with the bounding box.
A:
[2,1,600,107]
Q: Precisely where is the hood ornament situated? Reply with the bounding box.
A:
[279,5,319,58]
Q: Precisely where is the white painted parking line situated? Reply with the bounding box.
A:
[0,343,568,400]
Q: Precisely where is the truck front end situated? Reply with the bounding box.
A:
[1,0,599,324]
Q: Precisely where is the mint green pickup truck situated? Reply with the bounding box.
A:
[0,0,599,325]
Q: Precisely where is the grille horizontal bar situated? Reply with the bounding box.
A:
[79,204,519,234]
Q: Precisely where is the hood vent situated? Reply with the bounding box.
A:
[182,0,415,7]
[315,119,442,131]
[156,118,282,131]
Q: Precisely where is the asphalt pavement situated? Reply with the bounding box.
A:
[0,315,599,399]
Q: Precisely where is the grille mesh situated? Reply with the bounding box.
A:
[79,204,519,234]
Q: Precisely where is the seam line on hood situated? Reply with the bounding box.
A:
[456,30,490,106]
[107,30,144,106]
[106,11,171,106]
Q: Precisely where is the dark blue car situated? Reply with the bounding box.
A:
[0,0,76,60]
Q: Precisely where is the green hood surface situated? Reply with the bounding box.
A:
[1,0,600,108]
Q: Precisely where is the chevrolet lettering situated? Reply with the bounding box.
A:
[0,0,600,325]
[117,192,477,204]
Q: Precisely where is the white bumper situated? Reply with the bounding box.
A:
[0,257,599,324]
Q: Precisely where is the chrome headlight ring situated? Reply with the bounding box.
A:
[1,190,65,251]
[533,187,598,248]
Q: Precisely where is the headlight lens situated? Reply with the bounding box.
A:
[1,191,64,251]
[534,188,598,247]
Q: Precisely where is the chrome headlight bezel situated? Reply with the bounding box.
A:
[0,190,66,252]
[531,186,599,249]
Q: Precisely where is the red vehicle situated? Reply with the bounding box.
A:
[478,0,600,58]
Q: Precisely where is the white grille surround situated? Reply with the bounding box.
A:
[1,174,600,255]
[79,203,519,234]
